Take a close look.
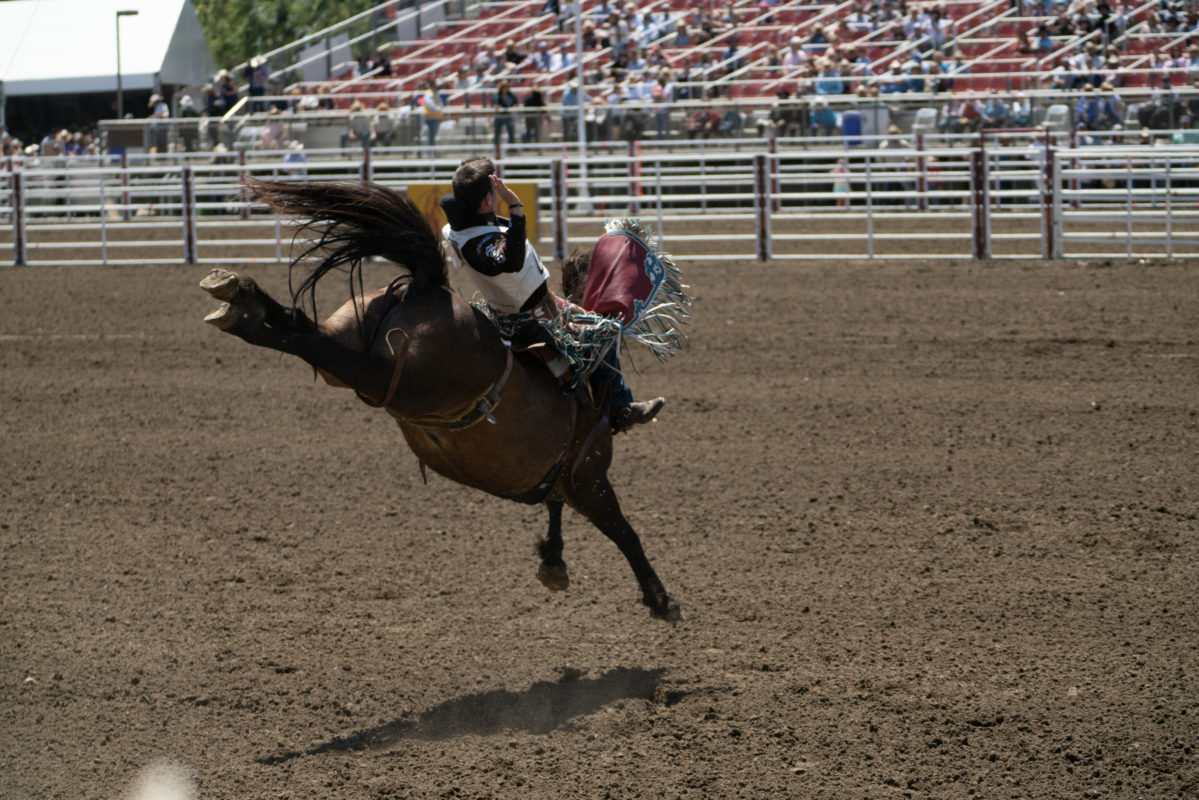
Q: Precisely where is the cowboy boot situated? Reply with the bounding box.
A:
[614,397,666,431]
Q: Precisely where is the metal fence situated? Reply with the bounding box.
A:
[2,135,1197,266]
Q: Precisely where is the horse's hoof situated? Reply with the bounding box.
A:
[537,563,570,592]
[200,269,240,301]
[204,302,243,331]
[650,597,682,623]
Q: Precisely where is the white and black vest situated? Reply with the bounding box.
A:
[442,221,550,314]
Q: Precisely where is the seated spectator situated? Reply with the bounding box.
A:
[1171,115,1199,144]
[925,51,948,92]
[781,37,807,68]
[259,106,289,150]
[846,5,874,33]
[531,41,552,72]
[372,53,393,77]
[548,43,574,72]
[814,59,844,95]
[1100,55,1123,87]
[943,53,970,92]
[810,96,839,135]
[503,39,527,66]
[981,90,1009,128]
[1009,92,1033,126]
[341,100,372,149]
[1016,30,1034,55]
[373,102,397,146]
[283,140,308,179]
[1046,56,1071,91]
[1075,86,1102,130]
[683,105,722,138]
[922,8,949,53]
[1098,82,1122,128]
[627,46,649,74]
[761,88,803,137]
[947,93,982,133]
[880,60,909,93]
[794,61,819,97]
[583,20,600,48]
[1186,44,1199,78]
[808,24,830,51]
[473,46,495,73]
[644,5,674,40]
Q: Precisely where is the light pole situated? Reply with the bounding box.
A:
[116,9,139,118]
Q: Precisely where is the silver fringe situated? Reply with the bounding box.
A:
[603,217,692,363]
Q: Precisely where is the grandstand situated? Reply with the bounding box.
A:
[222,0,1198,125]
[4,0,1196,157]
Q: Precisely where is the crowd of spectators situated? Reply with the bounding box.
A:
[1,125,101,161]
[7,0,1199,160]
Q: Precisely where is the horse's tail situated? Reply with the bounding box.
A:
[246,178,448,311]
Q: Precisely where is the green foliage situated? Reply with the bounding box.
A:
[193,0,377,69]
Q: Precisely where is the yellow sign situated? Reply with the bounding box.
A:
[406,182,538,244]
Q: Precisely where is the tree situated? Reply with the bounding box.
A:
[193,0,378,70]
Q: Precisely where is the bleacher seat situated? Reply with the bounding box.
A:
[1042,104,1070,131]
[911,107,939,136]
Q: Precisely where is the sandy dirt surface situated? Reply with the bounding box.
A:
[2,256,1197,799]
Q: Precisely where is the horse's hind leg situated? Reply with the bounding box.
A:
[567,478,680,622]
[200,269,315,332]
[537,500,570,591]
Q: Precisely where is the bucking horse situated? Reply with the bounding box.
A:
[200,178,689,621]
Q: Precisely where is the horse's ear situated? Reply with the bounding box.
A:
[560,248,591,305]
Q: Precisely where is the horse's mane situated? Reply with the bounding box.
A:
[560,248,592,305]
[246,178,448,321]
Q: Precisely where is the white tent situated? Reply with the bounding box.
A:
[0,0,217,98]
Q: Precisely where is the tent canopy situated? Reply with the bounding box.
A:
[0,0,217,98]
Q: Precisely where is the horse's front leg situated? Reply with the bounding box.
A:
[536,500,570,591]
[567,478,680,622]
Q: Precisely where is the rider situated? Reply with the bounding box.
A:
[439,156,664,431]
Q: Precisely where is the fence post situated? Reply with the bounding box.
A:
[970,145,991,260]
[361,144,372,182]
[551,159,567,262]
[1068,128,1079,210]
[1041,141,1056,260]
[864,155,874,260]
[768,133,779,211]
[182,166,197,265]
[12,170,26,266]
[121,151,131,222]
[239,149,249,220]
[753,153,771,262]
[628,139,641,214]
[915,133,927,212]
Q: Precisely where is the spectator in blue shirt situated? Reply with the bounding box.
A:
[814,59,844,95]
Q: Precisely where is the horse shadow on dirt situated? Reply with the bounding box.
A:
[259,667,675,764]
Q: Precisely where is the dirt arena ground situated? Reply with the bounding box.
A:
[2,255,1197,799]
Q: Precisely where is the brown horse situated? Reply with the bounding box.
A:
[200,178,680,621]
